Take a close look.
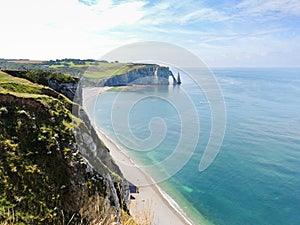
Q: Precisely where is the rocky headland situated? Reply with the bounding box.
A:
[101,65,172,86]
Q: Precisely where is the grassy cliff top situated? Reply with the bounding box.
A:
[0,71,83,224]
[0,71,133,224]
[0,58,155,79]
[82,62,149,79]
[0,71,75,110]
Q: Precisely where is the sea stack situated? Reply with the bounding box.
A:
[177,72,182,85]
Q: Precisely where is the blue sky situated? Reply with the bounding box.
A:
[1,0,300,67]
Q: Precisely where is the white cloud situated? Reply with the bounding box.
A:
[0,0,299,66]
[139,1,230,26]
[179,8,230,24]
[94,1,145,28]
[0,0,146,59]
[237,0,300,17]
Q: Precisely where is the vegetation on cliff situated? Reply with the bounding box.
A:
[82,63,149,79]
[2,70,77,85]
[0,59,148,79]
[0,71,131,224]
[0,59,173,86]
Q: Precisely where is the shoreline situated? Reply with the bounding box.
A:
[82,87,194,225]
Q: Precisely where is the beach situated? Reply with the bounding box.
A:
[82,87,193,225]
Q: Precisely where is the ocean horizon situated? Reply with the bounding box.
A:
[85,67,300,225]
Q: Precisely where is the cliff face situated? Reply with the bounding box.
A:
[48,79,81,103]
[0,71,130,224]
[100,65,172,86]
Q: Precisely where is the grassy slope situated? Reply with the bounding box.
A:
[1,59,149,80]
[84,63,145,79]
[0,71,75,109]
[49,61,147,79]
[0,71,83,224]
[0,71,137,225]
[0,71,46,98]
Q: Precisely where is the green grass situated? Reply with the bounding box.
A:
[44,61,149,79]
[0,72,43,96]
[0,72,13,82]
[0,70,136,224]
[0,72,32,85]
[69,62,93,67]
[83,63,147,79]
[0,71,77,113]
[49,61,92,69]
[49,64,65,68]
[24,70,76,84]
[0,83,43,95]
[0,71,86,224]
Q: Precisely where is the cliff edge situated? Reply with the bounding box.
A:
[81,63,176,87]
[0,71,131,224]
[102,65,172,86]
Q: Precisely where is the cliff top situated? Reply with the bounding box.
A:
[83,62,152,79]
[0,70,133,224]
[0,58,160,80]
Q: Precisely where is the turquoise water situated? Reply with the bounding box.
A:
[87,68,300,225]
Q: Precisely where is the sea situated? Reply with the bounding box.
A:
[85,68,300,225]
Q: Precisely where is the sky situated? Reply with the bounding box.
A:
[1,0,300,67]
